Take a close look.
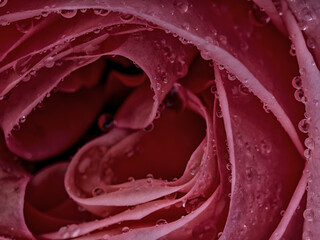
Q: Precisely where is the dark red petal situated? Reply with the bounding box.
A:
[0,136,34,239]
[5,85,105,161]
[215,67,304,239]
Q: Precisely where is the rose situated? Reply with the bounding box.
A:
[0,0,318,239]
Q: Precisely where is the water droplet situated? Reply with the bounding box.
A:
[226,163,232,171]
[22,74,31,82]
[298,20,308,31]
[304,148,312,161]
[210,83,217,95]
[44,57,55,68]
[301,7,313,22]
[69,224,81,238]
[307,38,316,49]
[0,0,7,7]
[305,138,314,149]
[144,123,154,132]
[263,103,270,113]
[260,140,272,155]
[302,231,313,240]
[299,67,306,76]
[184,196,206,213]
[14,55,33,76]
[120,14,134,22]
[292,76,302,89]
[128,176,135,182]
[165,191,177,200]
[93,28,101,34]
[16,19,34,33]
[19,116,26,123]
[174,1,189,14]
[303,208,314,222]
[122,226,130,233]
[245,167,255,182]
[240,41,249,52]
[200,49,211,60]
[156,219,168,226]
[280,210,286,216]
[182,22,190,31]
[146,173,154,183]
[250,3,270,26]
[294,89,307,103]
[58,226,70,238]
[77,205,86,212]
[92,186,106,196]
[175,59,186,77]
[289,44,296,56]
[227,72,236,81]
[239,84,250,95]
[298,118,310,133]
[41,11,50,17]
[218,35,227,45]
[218,64,225,70]
[60,9,77,18]
[216,108,223,118]
[12,124,20,131]
[98,113,113,132]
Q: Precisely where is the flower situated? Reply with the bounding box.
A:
[0,0,319,239]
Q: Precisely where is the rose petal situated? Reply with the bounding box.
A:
[215,66,304,239]
[5,85,105,161]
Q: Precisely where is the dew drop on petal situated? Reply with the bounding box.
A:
[263,103,270,113]
[19,116,26,123]
[44,57,55,68]
[294,89,307,103]
[120,14,134,22]
[298,20,308,31]
[298,118,310,133]
[303,208,314,222]
[12,124,20,131]
[14,55,33,76]
[144,123,154,132]
[98,113,113,132]
[227,73,236,81]
[182,22,190,31]
[16,19,34,33]
[307,38,316,49]
[174,1,189,14]
[122,226,130,233]
[292,76,302,89]
[128,176,135,182]
[60,9,77,18]
[239,84,250,95]
[156,219,168,226]
[302,231,313,240]
[305,138,314,149]
[92,186,106,196]
[260,140,272,155]
[304,148,312,161]
[301,7,313,22]
[299,67,306,76]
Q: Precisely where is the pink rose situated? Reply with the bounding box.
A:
[0,0,319,239]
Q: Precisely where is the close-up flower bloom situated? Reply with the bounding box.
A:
[0,0,319,239]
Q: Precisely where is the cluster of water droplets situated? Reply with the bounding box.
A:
[58,224,81,239]
[297,7,314,32]
[292,75,308,104]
